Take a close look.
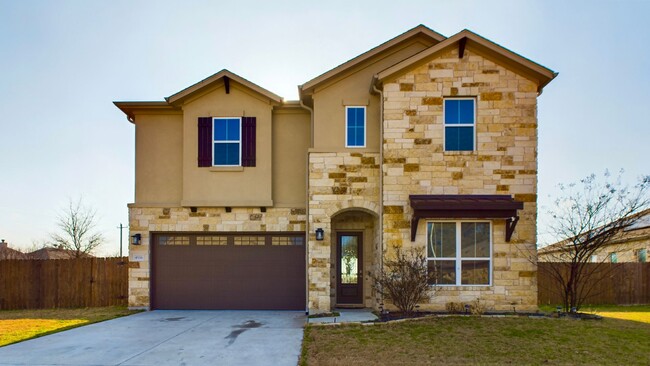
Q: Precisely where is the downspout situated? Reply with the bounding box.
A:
[299,96,315,148]
[371,80,384,310]
[299,93,314,315]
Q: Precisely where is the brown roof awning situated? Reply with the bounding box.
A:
[408,195,524,242]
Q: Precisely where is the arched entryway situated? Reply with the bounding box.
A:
[330,208,379,308]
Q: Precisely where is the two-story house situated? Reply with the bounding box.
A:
[115,25,556,313]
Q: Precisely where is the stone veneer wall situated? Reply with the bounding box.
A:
[381,48,539,311]
[128,206,306,308]
[308,152,380,312]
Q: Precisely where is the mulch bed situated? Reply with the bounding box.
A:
[377,311,601,322]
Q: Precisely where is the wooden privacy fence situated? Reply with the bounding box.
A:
[538,262,650,305]
[0,257,128,310]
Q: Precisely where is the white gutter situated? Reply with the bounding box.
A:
[298,96,314,315]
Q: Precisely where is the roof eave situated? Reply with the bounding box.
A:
[299,25,447,98]
[113,101,178,124]
[375,29,557,93]
[166,69,283,106]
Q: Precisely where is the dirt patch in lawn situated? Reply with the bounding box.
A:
[0,307,139,347]
[301,315,650,365]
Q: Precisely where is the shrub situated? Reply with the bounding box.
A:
[445,302,465,313]
[373,247,435,315]
[469,298,487,315]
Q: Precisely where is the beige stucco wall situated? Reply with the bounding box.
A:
[127,206,307,308]
[181,83,274,207]
[381,47,540,311]
[272,106,310,206]
[311,39,434,153]
[134,112,183,205]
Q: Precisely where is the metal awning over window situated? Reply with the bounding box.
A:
[408,195,524,242]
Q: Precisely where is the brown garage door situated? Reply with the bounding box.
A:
[152,233,306,310]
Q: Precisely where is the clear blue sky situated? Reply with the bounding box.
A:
[1,0,649,254]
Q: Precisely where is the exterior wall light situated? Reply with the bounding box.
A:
[131,233,142,245]
[315,228,324,241]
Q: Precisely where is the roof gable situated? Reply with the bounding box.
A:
[166,69,283,105]
[299,25,446,96]
[375,29,557,93]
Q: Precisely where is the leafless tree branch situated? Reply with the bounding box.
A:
[49,198,105,258]
[539,170,650,311]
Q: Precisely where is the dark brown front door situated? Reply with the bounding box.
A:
[336,232,363,305]
[152,233,305,310]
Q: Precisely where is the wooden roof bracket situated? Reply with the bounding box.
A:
[224,76,230,94]
[458,37,467,58]
[505,216,520,242]
[410,215,420,242]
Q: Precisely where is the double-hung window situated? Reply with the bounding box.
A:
[427,221,491,285]
[638,249,647,263]
[444,98,475,151]
[213,117,241,166]
[346,106,366,148]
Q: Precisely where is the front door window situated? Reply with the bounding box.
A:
[341,236,359,284]
[337,233,363,304]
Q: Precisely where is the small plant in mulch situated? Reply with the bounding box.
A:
[444,298,487,315]
[308,312,341,319]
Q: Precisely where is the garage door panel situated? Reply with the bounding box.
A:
[152,233,305,310]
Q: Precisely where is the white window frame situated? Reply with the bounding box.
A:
[426,220,492,286]
[345,106,366,148]
[212,117,242,167]
[443,97,476,152]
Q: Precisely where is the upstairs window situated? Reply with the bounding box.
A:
[213,118,241,166]
[346,106,366,148]
[444,98,475,151]
[197,116,256,167]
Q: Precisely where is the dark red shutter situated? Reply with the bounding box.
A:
[241,117,256,167]
[197,117,212,167]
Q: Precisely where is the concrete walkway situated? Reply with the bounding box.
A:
[0,310,305,366]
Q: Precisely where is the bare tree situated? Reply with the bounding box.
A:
[373,247,436,315]
[50,198,105,258]
[540,170,650,312]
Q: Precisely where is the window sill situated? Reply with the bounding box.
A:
[443,151,476,155]
[209,166,244,172]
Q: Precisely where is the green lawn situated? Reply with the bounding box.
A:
[0,307,139,347]
[540,304,650,324]
[301,315,650,365]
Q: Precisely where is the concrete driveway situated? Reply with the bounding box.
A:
[0,310,305,366]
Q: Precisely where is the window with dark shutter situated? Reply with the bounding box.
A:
[241,117,256,167]
[197,117,212,167]
[198,116,256,167]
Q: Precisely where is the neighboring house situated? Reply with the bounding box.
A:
[115,25,556,313]
[539,209,650,263]
[28,247,93,260]
[0,240,28,260]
